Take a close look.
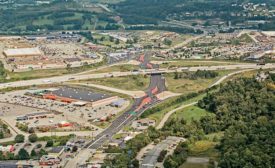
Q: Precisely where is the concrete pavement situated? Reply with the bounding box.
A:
[209,69,255,87]
[0,64,274,90]
[70,82,146,98]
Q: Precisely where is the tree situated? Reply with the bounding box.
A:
[115,39,120,44]
[109,36,114,42]
[100,36,105,41]
[0,131,4,139]
[28,127,35,134]
[133,37,138,43]
[5,152,15,160]
[38,149,48,156]
[164,156,178,168]
[28,134,38,143]
[36,144,42,149]
[131,159,139,168]
[46,140,54,147]
[72,146,78,152]
[17,148,30,160]
[163,142,189,168]
[30,149,37,157]
[174,72,179,79]
[157,150,167,162]
[163,38,172,46]
[126,39,133,44]
[15,134,25,143]
[66,64,72,71]
[0,151,4,160]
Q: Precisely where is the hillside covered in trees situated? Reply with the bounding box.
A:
[198,76,275,167]
[115,0,275,23]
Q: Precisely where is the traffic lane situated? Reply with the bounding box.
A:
[84,101,140,148]
[1,64,273,89]
[88,99,160,149]
[147,74,166,93]
[85,67,163,149]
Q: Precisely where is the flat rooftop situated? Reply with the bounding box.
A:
[51,87,111,102]
[3,47,42,57]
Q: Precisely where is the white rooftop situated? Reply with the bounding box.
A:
[4,47,42,57]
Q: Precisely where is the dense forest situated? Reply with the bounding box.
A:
[198,76,275,167]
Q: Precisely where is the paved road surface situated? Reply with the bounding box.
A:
[70,82,146,98]
[85,54,166,150]
[209,69,255,87]
[0,63,274,90]
[66,53,167,167]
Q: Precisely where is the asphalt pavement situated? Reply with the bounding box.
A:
[84,53,166,150]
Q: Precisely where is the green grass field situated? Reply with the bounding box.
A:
[79,74,150,91]
[5,61,105,82]
[189,140,219,158]
[180,162,209,168]
[165,74,217,94]
[165,70,236,94]
[88,64,139,74]
[147,94,206,125]
[91,33,127,47]
[170,105,214,123]
[159,60,246,69]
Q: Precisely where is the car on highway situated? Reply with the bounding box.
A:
[181,67,189,71]
[43,80,52,83]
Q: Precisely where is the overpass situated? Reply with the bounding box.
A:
[0,63,274,90]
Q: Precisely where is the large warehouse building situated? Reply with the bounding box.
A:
[3,47,42,58]
[42,87,119,106]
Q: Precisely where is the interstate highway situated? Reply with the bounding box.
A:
[0,64,274,90]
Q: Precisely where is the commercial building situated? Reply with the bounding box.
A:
[43,87,118,106]
[48,147,65,158]
[3,48,42,58]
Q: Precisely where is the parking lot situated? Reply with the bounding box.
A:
[0,89,129,134]
[0,35,102,71]
[0,90,129,119]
